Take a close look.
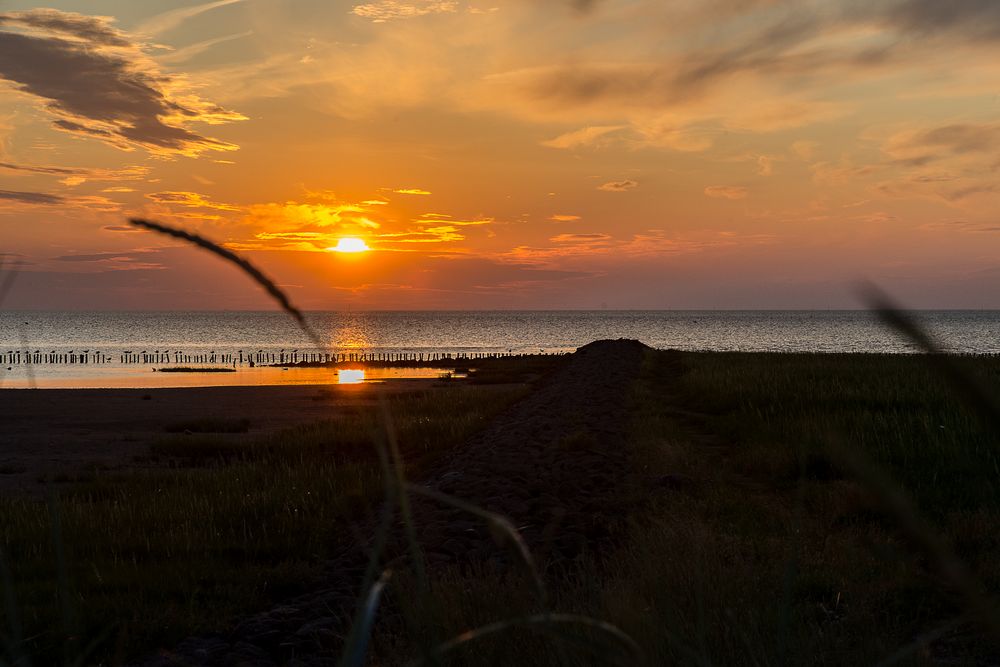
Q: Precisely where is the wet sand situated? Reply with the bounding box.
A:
[0,380,436,497]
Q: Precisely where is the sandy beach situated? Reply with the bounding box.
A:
[0,379,436,497]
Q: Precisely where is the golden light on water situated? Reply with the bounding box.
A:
[328,238,370,253]
[337,368,365,384]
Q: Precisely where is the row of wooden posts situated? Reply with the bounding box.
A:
[1,349,533,366]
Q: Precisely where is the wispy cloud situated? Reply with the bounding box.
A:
[0,189,63,205]
[597,180,637,192]
[146,191,241,211]
[0,189,121,210]
[549,214,581,222]
[392,187,432,195]
[541,125,625,149]
[0,161,149,185]
[53,248,164,271]
[0,9,244,156]
[158,30,253,64]
[920,219,1000,234]
[550,233,611,243]
[704,185,748,200]
[135,0,245,37]
[352,1,458,23]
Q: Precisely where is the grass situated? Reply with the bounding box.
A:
[7,347,1000,665]
[0,383,529,664]
[163,417,250,434]
[369,350,1000,665]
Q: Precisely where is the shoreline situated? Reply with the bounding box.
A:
[0,364,453,390]
[0,378,444,498]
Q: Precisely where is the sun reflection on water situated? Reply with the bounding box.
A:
[337,368,365,384]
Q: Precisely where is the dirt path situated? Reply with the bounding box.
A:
[141,339,649,667]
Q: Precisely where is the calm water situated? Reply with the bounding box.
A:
[2,310,999,387]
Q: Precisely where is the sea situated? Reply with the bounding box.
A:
[2,310,999,388]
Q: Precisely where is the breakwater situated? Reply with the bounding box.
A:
[0,348,558,368]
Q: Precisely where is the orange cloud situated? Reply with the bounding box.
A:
[541,125,626,149]
[351,1,458,22]
[704,185,748,200]
[550,233,611,243]
[147,191,241,211]
[598,180,637,192]
[243,201,373,234]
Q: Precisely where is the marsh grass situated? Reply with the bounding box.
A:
[367,349,1000,665]
[0,385,526,663]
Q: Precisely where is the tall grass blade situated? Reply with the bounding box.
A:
[826,436,1000,646]
[378,398,427,592]
[376,397,443,667]
[339,569,392,667]
[404,484,546,606]
[863,283,1000,434]
[873,618,963,667]
[128,218,323,348]
[405,613,644,667]
[338,429,397,667]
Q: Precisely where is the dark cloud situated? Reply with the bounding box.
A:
[0,189,64,205]
[0,9,132,47]
[0,161,81,175]
[889,0,1000,40]
[0,10,243,155]
[54,251,140,262]
[569,0,601,12]
[0,189,120,210]
[515,1,1000,114]
[102,225,144,233]
[0,161,148,180]
[910,124,1000,154]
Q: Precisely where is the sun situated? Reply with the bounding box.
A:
[328,237,370,253]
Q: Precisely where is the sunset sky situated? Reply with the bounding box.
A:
[2,1,1000,310]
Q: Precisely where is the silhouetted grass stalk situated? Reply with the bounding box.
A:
[128,218,323,348]
[405,613,644,667]
[859,284,1000,646]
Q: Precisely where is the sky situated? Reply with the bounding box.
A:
[2,0,1000,310]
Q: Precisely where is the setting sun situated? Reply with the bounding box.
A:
[328,238,370,253]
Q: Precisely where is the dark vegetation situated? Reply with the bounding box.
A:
[370,350,1000,665]
[0,384,530,664]
[6,351,1000,664]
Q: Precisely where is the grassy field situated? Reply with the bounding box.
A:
[5,350,1000,665]
[0,383,530,664]
[374,350,1000,665]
